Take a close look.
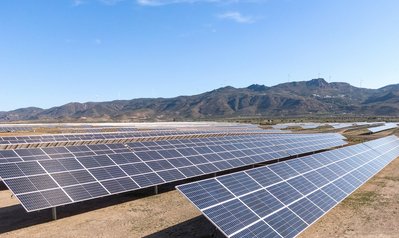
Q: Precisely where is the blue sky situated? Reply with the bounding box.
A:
[1,0,399,111]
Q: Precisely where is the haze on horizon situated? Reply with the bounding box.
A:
[1,0,398,111]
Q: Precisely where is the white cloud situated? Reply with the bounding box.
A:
[100,0,125,5]
[72,0,259,7]
[217,11,255,23]
[64,39,74,44]
[72,0,124,6]
[136,0,238,6]
[72,0,86,6]
[94,38,102,45]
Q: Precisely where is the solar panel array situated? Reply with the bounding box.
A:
[61,127,139,133]
[0,133,346,212]
[0,130,261,144]
[0,134,345,164]
[177,135,399,238]
[272,123,324,130]
[0,129,274,150]
[0,127,33,132]
[368,123,398,133]
[272,122,380,130]
[0,123,261,134]
[300,124,320,129]
[272,125,290,129]
[254,129,291,133]
[331,122,385,129]
[329,123,354,129]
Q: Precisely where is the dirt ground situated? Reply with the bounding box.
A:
[0,183,214,238]
[0,129,398,238]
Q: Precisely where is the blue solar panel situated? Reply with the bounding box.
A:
[240,189,284,217]
[288,197,324,224]
[203,199,259,237]
[0,128,278,149]
[231,220,280,238]
[264,207,307,238]
[266,182,303,205]
[368,123,397,133]
[177,135,399,238]
[64,185,92,201]
[0,133,346,212]
[246,167,283,187]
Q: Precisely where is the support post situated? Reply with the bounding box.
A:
[154,185,158,195]
[52,207,57,220]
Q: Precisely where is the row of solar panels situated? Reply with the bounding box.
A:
[0,133,346,212]
[0,127,33,132]
[61,127,139,133]
[67,126,261,133]
[0,134,345,164]
[368,123,398,134]
[0,123,259,134]
[272,122,382,130]
[0,130,278,150]
[177,135,399,238]
[0,129,268,144]
[0,126,135,134]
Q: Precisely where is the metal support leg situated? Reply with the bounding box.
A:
[52,207,57,220]
[154,185,158,195]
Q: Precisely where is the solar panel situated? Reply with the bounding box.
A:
[0,127,33,132]
[368,123,398,133]
[0,133,346,212]
[177,135,399,238]
[0,133,345,164]
[272,124,290,129]
[273,122,383,130]
[300,123,321,129]
[0,129,287,150]
[328,123,355,129]
[60,127,140,133]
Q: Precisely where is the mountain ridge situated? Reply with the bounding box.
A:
[2,78,399,122]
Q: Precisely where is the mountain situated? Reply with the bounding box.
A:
[0,107,44,122]
[1,78,399,122]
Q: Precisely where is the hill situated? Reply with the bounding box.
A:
[1,78,399,122]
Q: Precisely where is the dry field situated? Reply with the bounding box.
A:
[0,128,398,238]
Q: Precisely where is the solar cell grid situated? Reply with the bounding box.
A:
[0,126,33,132]
[368,123,397,133]
[0,133,346,165]
[240,189,284,217]
[0,133,346,212]
[264,207,307,238]
[203,199,259,236]
[177,135,399,238]
[0,129,284,149]
[231,220,280,238]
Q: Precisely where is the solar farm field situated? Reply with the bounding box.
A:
[0,123,398,238]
